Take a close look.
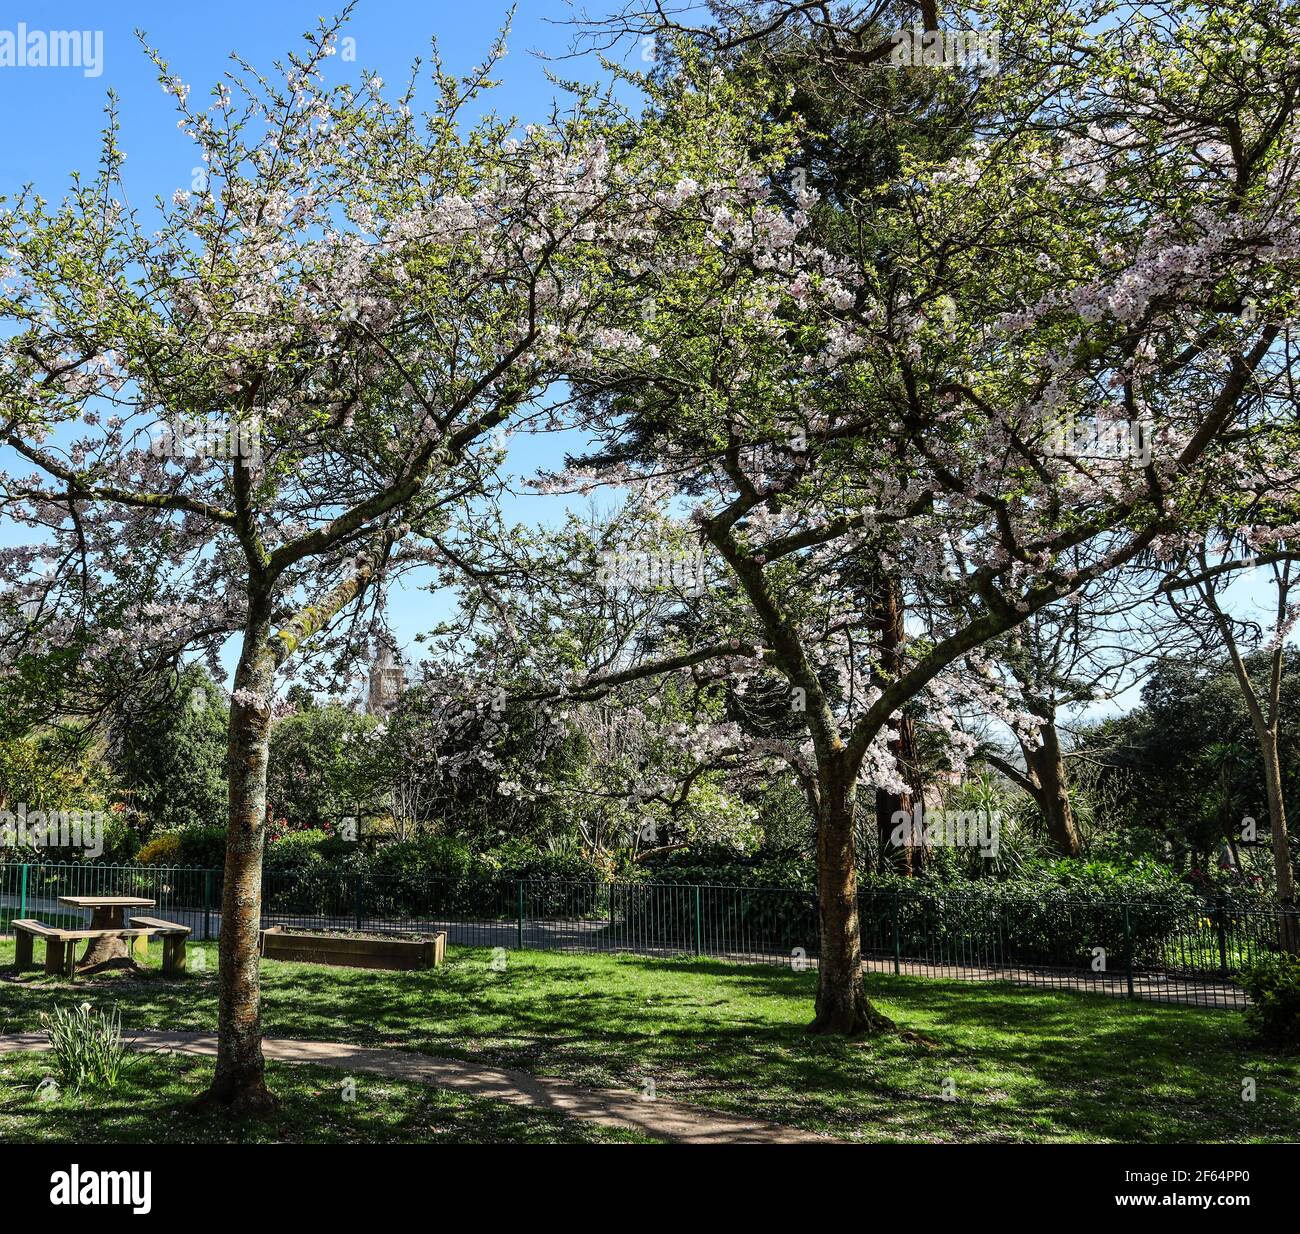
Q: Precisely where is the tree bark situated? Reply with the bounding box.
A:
[193,606,278,1114]
[870,569,925,874]
[811,762,893,1035]
[77,906,138,971]
[190,528,405,1112]
[1252,721,1298,953]
[1022,721,1082,858]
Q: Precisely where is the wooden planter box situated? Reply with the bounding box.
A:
[259,927,446,971]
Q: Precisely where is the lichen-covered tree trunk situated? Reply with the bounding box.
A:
[1023,722,1082,858]
[812,762,892,1035]
[195,607,277,1113]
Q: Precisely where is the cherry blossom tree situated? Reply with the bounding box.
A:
[0,14,673,1109]
[418,499,771,862]
[522,0,1300,1032]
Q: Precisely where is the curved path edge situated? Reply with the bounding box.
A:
[0,1029,835,1145]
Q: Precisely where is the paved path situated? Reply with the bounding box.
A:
[860,958,1245,1008]
[0,1029,832,1144]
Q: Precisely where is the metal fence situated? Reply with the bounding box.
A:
[1,860,1293,1008]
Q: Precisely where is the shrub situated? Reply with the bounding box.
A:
[134,824,225,867]
[261,833,488,917]
[40,1002,128,1093]
[637,846,818,889]
[375,835,484,879]
[476,847,612,915]
[96,807,140,862]
[262,829,343,914]
[614,853,1203,961]
[174,823,226,867]
[614,850,817,951]
[256,836,620,920]
[264,828,335,867]
[1241,953,1300,1046]
[602,880,815,952]
[856,859,1198,969]
[1025,855,1193,900]
[134,832,182,865]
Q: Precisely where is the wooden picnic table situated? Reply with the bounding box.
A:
[58,895,156,968]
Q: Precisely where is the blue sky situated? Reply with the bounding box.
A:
[0,2,586,185]
[0,1,621,676]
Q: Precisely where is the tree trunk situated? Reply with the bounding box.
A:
[877,712,923,874]
[870,570,925,874]
[1196,576,1297,951]
[1254,723,1298,954]
[811,765,893,1035]
[1023,721,1082,858]
[77,906,139,971]
[194,610,278,1114]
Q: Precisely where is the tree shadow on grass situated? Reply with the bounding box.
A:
[247,951,1298,1141]
[0,1052,642,1144]
[3,942,1294,1142]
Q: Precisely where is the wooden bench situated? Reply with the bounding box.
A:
[12,920,154,977]
[129,916,192,975]
[13,919,74,977]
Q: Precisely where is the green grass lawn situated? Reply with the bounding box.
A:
[1,938,1295,1143]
